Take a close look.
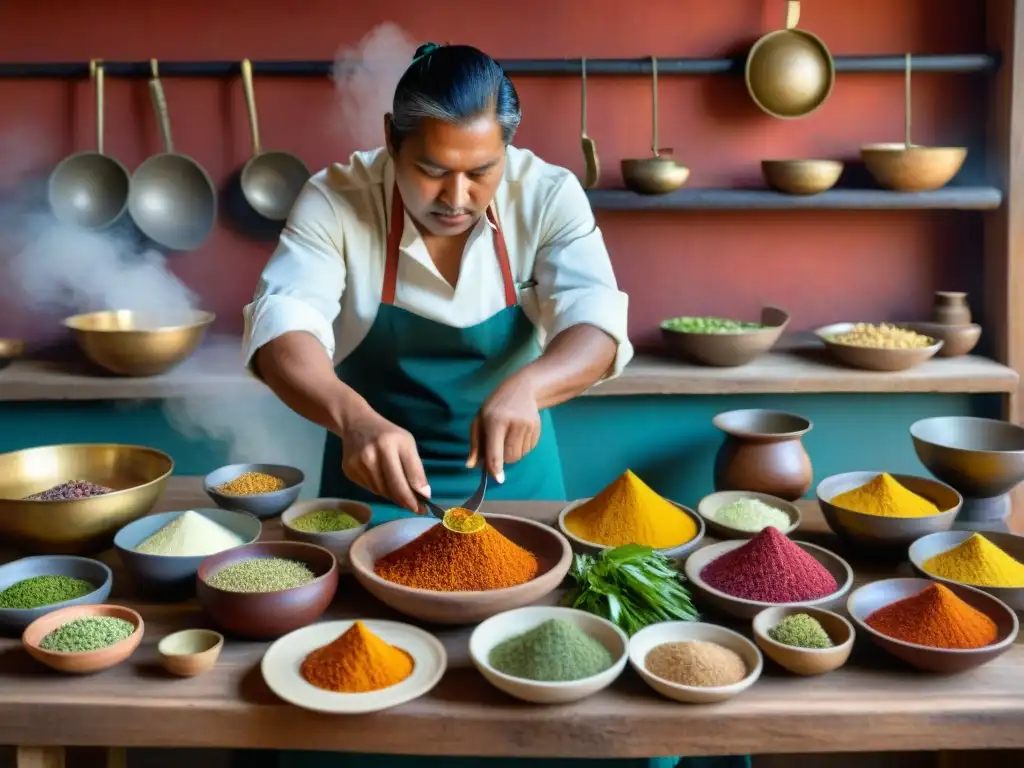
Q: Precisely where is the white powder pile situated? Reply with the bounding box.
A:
[135,510,247,557]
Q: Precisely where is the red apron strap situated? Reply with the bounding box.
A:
[383,185,518,309]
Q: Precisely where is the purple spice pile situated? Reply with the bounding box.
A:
[24,480,115,501]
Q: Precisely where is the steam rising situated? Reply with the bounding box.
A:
[332,22,418,149]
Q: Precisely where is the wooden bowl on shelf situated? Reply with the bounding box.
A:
[683,539,853,619]
[908,530,1024,612]
[752,606,854,676]
[816,471,961,550]
[901,321,982,358]
[860,144,967,192]
[761,160,843,195]
[660,307,790,367]
[814,323,943,372]
[695,490,801,540]
[846,578,1017,673]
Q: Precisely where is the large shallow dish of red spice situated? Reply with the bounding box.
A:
[348,515,572,625]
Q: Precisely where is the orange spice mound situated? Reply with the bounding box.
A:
[300,620,414,693]
[865,583,999,650]
[374,513,538,591]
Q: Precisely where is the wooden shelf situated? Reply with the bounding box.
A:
[586,187,1003,211]
[0,336,1015,401]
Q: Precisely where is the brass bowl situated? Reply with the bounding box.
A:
[0,443,174,554]
[63,309,215,377]
[0,338,25,362]
[621,157,690,195]
[860,144,967,192]
[761,160,843,195]
[745,30,835,119]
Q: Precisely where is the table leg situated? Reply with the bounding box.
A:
[15,747,65,768]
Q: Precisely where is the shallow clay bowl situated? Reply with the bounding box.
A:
[902,322,982,358]
[196,541,338,640]
[114,508,262,597]
[557,498,704,560]
[281,498,371,573]
[860,144,967,192]
[0,555,112,634]
[628,621,762,704]
[683,539,853,619]
[814,322,943,372]
[908,530,1024,612]
[761,160,843,195]
[660,307,790,367]
[846,577,1017,673]
[816,471,961,550]
[158,628,224,677]
[348,514,572,625]
[203,463,304,519]
[696,490,801,540]
[752,606,854,676]
[22,604,144,674]
[469,606,628,704]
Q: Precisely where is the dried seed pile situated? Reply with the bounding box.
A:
[644,640,747,687]
[290,509,361,533]
[206,557,315,593]
[24,480,114,501]
[0,575,96,609]
[40,616,135,652]
[215,472,286,496]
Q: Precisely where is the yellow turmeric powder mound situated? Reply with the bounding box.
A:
[300,620,414,693]
[830,473,940,518]
[564,470,697,549]
[922,534,1024,588]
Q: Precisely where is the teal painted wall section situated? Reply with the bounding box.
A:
[0,394,1000,505]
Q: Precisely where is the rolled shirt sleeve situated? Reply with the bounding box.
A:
[242,181,346,369]
[532,174,634,379]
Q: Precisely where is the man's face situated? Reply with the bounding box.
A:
[387,113,506,236]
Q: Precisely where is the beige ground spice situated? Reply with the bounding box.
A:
[644,640,747,687]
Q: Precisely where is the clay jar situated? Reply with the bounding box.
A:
[712,409,813,502]
[933,291,971,326]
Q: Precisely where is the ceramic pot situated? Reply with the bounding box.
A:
[712,409,813,502]
[933,291,971,326]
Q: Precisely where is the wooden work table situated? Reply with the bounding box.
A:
[2,477,1024,766]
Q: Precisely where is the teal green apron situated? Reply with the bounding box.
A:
[271,184,749,768]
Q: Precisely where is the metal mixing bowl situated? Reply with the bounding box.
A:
[63,309,215,377]
[0,444,174,554]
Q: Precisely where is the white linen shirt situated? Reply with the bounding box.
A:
[242,145,633,380]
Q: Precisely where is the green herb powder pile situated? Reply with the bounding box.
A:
[291,509,361,533]
[40,616,135,652]
[488,618,615,682]
[768,613,835,649]
[0,575,95,609]
[662,316,765,334]
[206,557,315,593]
[712,498,792,533]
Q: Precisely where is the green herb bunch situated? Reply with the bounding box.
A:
[562,544,699,635]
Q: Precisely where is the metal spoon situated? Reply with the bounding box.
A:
[412,465,489,519]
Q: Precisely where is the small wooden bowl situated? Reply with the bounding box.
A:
[908,530,1024,611]
[861,144,967,192]
[816,471,961,550]
[22,604,143,674]
[696,490,801,540]
[557,498,704,560]
[281,498,371,573]
[158,628,224,677]
[628,621,762,704]
[814,322,943,372]
[761,160,843,195]
[846,578,1017,673]
[660,307,790,367]
[901,322,982,358]
[683,539,853,619]
[752,606,854,676]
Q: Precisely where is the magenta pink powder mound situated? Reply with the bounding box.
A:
[699,526,839,603]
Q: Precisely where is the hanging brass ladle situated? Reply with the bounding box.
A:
[621,56,690,195]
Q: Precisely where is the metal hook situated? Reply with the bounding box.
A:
[150,59,159,78]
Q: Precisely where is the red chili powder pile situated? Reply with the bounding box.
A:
[865,583,998,650]
[700,527,839,602]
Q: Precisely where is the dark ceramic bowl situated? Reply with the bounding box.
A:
[203,463,305,519]
[114,508,262,598]
[196,541,338,640]
[0,555,112,634]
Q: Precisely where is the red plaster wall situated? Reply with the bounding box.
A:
[0,0,988,350]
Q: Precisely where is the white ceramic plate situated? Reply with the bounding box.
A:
[261,619,447,714]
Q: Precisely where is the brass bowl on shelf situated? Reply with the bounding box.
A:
[63,309,215,377]
[0,338,25,363]
[761,160,843,195]
[0,443,174,554]
[621,156,690,196]
[860,144,967,193]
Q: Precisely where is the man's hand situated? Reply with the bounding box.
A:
[467,372,541,484]
[340,409,430,513]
